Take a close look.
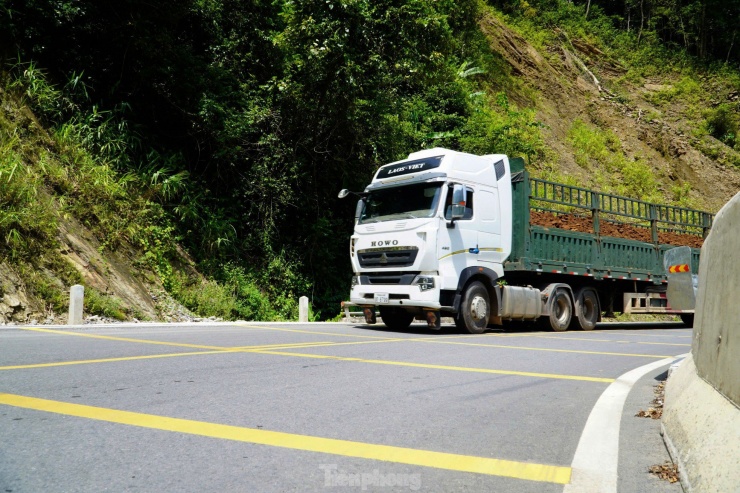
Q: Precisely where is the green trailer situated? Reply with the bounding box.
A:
[503,158,712,327]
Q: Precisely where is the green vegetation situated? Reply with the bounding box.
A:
[567,119,662,202]
[493,0,740,165]
[84,288,129,321]
[0,0,737,321]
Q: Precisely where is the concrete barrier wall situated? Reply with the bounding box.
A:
[662,192,740,493]
[691,192,740,404]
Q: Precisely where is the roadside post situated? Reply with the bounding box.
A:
[299,296,309,323]
[68,284,84,325]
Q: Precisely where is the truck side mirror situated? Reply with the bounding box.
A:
[451,184,467,220]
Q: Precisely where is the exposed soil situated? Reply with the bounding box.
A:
[479,13,740,214]
[530,210,704,248]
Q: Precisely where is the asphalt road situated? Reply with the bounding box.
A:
[0,321,689,492]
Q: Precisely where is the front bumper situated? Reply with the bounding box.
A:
[349,276,442,310]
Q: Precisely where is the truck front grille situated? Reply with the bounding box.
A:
[358,247,418,268]
[360,272,419,285]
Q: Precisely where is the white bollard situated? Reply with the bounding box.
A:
[299,296,309,323]
[68,284,84,325]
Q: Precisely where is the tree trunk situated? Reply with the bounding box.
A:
[727,31,737,64]
[638,0,645,45]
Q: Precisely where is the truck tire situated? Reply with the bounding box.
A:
[572,288,599,331]
[680,313,694,327]
[379,307,414,330]
[455,281,490,334]
[547,289,572,332]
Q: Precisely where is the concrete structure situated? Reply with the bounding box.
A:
[299,296,309,323]
[68,284,84,325]
[662,192,740,493]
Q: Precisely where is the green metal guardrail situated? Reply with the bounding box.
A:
[529,178,713,241]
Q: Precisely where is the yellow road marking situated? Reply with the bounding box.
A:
[0,341,371,371]
[0,338,615,381]
[20,327,227,351]
[603,331,692,339]
[443,332,691,347]
[407,339,672,358]
[230,341,343,350]
[505,335,692,347]
[250,350,614,383]
[9,329,618,380]
[236,323,403,340]
[0,351,226,370]
[0,392,571,484]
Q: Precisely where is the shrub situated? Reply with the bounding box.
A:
[703,104,738,148]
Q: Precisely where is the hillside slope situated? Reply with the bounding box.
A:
[480,13,740,212]
[0,86,196,324]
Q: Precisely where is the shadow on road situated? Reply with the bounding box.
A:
[346,320,688,336]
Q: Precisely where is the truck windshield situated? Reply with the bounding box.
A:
[359,183,443,224]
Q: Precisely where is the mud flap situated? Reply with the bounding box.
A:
[425,310,441,330]
[363,307,377,324]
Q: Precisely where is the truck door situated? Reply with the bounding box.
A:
[439,186,479,289]
[478,189,505,266]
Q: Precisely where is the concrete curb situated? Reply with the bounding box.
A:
[661,355,740,492]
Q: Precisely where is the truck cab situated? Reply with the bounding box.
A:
[345,148,513,332]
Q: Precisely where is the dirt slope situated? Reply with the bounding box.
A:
[479,14,740,212]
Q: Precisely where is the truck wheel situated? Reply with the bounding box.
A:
[572,289,599,331]
[379,307,414,330]
[680,313,694,327]
[547,289,572,332]
[455,281,490,334]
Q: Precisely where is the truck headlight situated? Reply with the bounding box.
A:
[351,276,360,287]
[413,275,435,292]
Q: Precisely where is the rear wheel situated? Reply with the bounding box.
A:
[379,306,414,330]
[455,281,490,334]
[547,289,572,332]
[680,313,694,327]
[572,289,599,331]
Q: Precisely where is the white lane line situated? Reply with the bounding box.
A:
[563,353,689,493]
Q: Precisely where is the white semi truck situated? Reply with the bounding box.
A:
[339,148,709,333]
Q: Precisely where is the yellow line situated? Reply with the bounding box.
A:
[230,342,340,350]
[0,342,359,371]
[503,334,692,347]
[236,323,407,340]
[20,327,227,351]
[238,338,409,351]
[438,249,468,260]
[408,339,672,358]
[0,350,226,370]
[20,326,402,353]
[0,392,571,484]
[603,331,692,339]
[250,350,614,383]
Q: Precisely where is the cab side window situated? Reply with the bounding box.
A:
[444,188,474,220]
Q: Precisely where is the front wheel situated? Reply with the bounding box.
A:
[379,307,414,330]
[455,281,490,334]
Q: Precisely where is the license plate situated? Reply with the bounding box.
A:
[374,293,389,304]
